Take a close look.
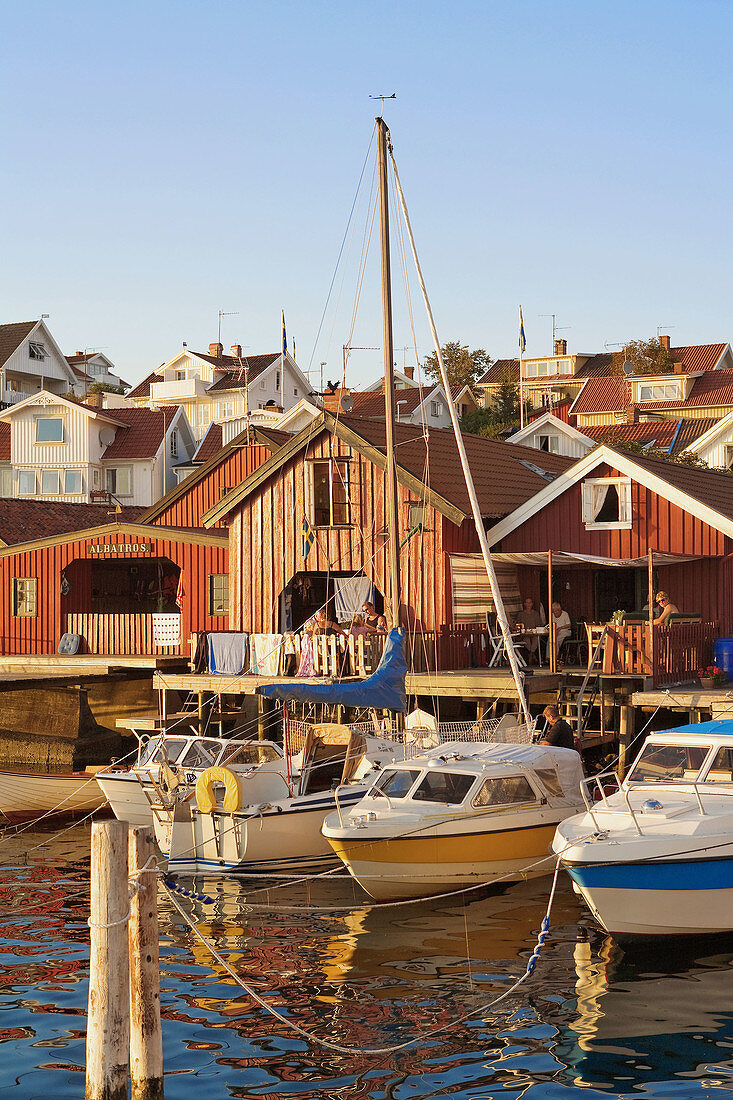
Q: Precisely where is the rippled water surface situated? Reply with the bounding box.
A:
[2,821,733,1098]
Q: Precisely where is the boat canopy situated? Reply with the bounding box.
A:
[258,628,407,712]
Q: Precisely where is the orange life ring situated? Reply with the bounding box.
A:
[195,766,242,814]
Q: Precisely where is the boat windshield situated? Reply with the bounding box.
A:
[627,742,711,784]
[473,774,537,807]
[179,741,218,768]
[372,769,421,799]
[218,743,281,766]
[139,737,188,767]
[702,745,733,784]
[412,770,475,805]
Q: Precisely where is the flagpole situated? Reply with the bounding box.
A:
[518,305,525,430]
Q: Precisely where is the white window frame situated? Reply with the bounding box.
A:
[208,574,229,615]
[35,416,64,444]
[170,429,178,458]
[582,477,632,530]
[0,467,11,497]
[64,469,83,495]
[28,342,46,361]
[106,466,133,497]
[12,577,37,617]
[430,400,443,417]
[41,469,60,495]
[17,469,37,496]
[537,434,559,453]
[306,458,352,528]
[638,381,682,403]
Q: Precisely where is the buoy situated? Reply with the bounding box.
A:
[195,766,242,814]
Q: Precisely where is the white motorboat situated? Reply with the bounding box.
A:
[96,732,285,828]
[552,720,733,936]
[322,741,585,900]
[153,724,401,874]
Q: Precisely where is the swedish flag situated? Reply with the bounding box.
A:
[282,310,287,355]
[519,305,526,354]
[302,515,315,561]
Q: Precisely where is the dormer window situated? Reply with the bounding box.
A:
[582,477,632,529]
[29,342,46,360]
[638,381,682,402]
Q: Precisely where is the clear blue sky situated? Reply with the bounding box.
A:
[3,0,732,389]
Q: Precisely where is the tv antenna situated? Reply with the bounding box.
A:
[218,310,239,343]
[539,314,570,349]
[369,92,396,115]
[657,324,675,338]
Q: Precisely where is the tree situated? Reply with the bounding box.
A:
[494,363,521,425]
[88,382,126,395]
[422,341,492,393]
[609,337,676,377]
[460,406,504,438]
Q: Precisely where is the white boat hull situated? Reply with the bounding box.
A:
[0,770,108,822]
[95,772,157,828]
[569,878,733,936]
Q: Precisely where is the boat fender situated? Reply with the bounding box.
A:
[195,766,242,814]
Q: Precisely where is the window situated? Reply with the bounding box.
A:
[704,746,733,783]
[373,769,420,799]
[535,768,564,798]
[275,371,280,390]
[17,470,36,495]
[412,770,475,805]
[638,382,682,403]
[198,405,211,427]
[28,342,46,361]
[106,467,132,496]
[93,468,101,488]
[537,434,559,453]
[582,478,632,529]
[473,774,537,807]
[294,388,298,396]
[628,742,710,784]
[176,370,186,381]
[65,469,83,495]
[309,459,351,527]
[208,574,229,615]
[41,470,60,495]
[430,400,443,417]
[170,429,178,458]
[12,578,37,617]
[0,468,11,497]
[218,400,234,419]
[35,417,63,443]
[408,502,427,529]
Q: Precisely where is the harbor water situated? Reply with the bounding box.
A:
[2,821,733,1098]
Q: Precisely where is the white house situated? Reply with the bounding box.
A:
[0,391,195,507]
[126,344,315,441]
[65,351,129,394]
[0,320,78,405]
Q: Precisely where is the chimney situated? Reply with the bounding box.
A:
[554,339,567,356]
[322,386,350,414]
[85,392,103,408]
[209,342,223,358]
[404,363,414,380]
[230,344,242,359]
[659,334,671,351]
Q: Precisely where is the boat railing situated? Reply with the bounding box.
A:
[286,717,536,755]
[581,770,710,835]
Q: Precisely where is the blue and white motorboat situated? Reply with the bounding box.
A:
[552,720,733,936]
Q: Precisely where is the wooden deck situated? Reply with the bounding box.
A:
[0,654,187,679]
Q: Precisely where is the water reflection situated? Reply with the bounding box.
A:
[1,823,733,1098]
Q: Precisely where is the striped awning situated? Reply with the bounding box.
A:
[449,554,523,625]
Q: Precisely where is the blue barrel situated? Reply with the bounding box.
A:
[713,638,733,677]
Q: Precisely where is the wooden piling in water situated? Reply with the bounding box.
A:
[86,820,130,1100]
[129,826,164,1100]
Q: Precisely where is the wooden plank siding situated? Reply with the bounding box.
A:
[0,529,228,655]
[149,442,274,529]
[229,434,452,634]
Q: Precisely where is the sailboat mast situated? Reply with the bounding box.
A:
[376,116,401,628]
[386,134,532,728]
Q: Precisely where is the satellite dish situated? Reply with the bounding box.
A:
[340,393,354,413]
[622,359,634,376]
[99,427,116,447]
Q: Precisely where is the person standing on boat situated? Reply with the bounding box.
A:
[540,705,577,751]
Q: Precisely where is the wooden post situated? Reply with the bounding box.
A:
[647,547,655,675]
[619,700,635,779]
[197,691,204,737]
[129,826,164,1100]
[548,549,555,672]
[86,820,130,1100]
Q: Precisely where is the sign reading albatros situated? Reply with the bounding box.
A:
[88,543,153,554]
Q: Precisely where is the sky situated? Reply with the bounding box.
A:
[2,0,733,390]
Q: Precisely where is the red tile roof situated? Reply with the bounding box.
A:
[206,354,278,391]
[0,423,9,462]
[571,376,625,414]
[0,501,145,546]
[480,345,729,389]
[477,359,519,386]
[126,370,163,400]
[347,388,433,418]
[577,421,716,453]
[100,406,179,459]
[528,398,574,424]
[0,322,38,368]
[193,423,223,462]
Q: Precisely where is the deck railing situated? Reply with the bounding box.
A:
[65,613,183,655]
[589,620,718,686]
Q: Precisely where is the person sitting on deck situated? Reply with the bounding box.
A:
[514,596,543,664]
[653,591,679,627]
[305,609,346,637]
[551,601,572,663]
[361,602,387,633]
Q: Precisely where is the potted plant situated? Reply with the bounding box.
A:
[611,609,625,626]
[698,665,728,689]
